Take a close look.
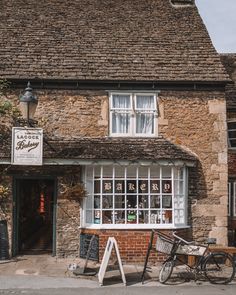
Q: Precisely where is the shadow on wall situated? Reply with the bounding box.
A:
[187,160,212,243]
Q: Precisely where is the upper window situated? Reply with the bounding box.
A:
[83,165,188,229]
[228,181,236,217]
[109,93,157,137]
[228,121,236,148]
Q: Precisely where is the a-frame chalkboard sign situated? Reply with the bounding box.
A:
[98,237,126,286]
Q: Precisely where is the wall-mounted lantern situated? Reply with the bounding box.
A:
[19,81,38,125]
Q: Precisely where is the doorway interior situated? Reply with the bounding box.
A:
[14,178,56,255]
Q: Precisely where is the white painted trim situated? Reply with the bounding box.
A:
[109,92,158,137]
[0,158,196,167]
[82,165,188,228]
[234,182,236,217]
[80,224,190,230]
[228,182,231,216]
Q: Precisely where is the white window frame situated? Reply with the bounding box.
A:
[228,182,231,216]
[228,181,236,217]
[234,182,236,217]
[227,120,236,149]
[109,92,158,137]
[81,165,188,229]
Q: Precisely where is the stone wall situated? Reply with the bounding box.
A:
[158,90,228,245]
[0,87,228,260]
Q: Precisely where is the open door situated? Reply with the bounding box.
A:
[13,178,57,256]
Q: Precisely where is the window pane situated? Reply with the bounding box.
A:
[94,196,100,208]
[136,113,154,134]
[138,180,148,193]
[162,167,171,178]
[229,139,236,147]
[229,131,236,140]
[127,180,137,193]
[138,195,149,209]
[127,195,137,208]
[94,210,101,224]
[174,167,184,180]
[127,166,137,177]
[115,166,125,178]
[150,166,160,178]
[115,180,125,193]
[115,195,125,208]
[86,210,93,223]
[162,195,172,208]
[174,180,184,195]
[102,211,112,224]
[228,122,236,129]
[112,94,130,109]
[150,180,160,193]
[136,95,155,110]
[162,180,172,193]
[102,180,113,193]
[150,210,161,224]
[112,113,130,134]
[94,180,100,193]
[138,167,148,178]
[103,166,113,177]
[139,210,149,224]
[102,195,113,209]
[163,210,172,224]
[150,195,160,208]
[127,210,137,223]
[114,211,125,224]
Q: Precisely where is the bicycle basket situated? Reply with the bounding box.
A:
[176,244,207,256]
[156,234,174,254]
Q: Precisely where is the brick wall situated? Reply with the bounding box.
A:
[81,228,192,264]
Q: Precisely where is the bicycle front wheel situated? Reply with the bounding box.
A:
[203,252,235,284]
[159,259,175,284]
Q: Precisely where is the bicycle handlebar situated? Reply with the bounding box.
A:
[173,231,195,245]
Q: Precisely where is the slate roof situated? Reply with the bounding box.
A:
[0,0,228,82]
[220,54,236,109]
[0,137,197,163]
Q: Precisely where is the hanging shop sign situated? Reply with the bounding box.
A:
[11,127,43,166]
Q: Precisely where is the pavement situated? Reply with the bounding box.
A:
[0,254,235,290]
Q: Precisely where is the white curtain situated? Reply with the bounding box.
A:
[136,95,154,134]
[112,95,130,134]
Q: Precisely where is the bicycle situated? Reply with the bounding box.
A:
[156,231,235,284]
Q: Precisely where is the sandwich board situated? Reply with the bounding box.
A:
[98,237,126,286]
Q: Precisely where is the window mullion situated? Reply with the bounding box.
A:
[125,166,127,224]
[171,167,175,226]
[234,182,236,217]
[100,166,103,225]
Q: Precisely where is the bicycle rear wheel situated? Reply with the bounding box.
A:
[159,258,175,284]
[203,252,235,284]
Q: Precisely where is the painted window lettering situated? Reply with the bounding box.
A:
[84,165,187,228]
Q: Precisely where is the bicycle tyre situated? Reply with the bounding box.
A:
[203,252,235,284]
[159,259,175,284]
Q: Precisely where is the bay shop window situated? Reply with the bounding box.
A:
[82,165,188,228]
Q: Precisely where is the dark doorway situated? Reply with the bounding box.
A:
[14,178,56,255]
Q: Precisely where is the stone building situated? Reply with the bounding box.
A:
[220,54,236,246]
[0,0,231,262]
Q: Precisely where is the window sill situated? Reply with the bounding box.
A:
[80,224,190,230]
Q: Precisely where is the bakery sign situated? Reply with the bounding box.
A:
[11,127,43,166]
